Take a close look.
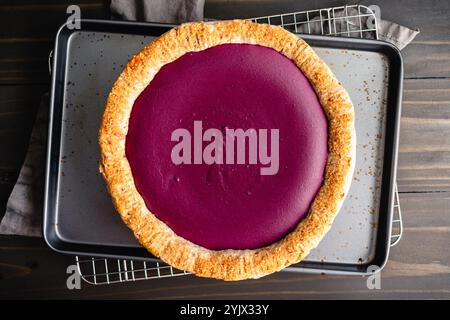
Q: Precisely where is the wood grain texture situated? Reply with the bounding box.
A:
[363,0,450,79]
[0,1,108,84]
[0,85,47,215]
[398,79,450,191]
[0,85,46,166]
[0,193,449,299]
[204,0,359,19]
[206,0,450,79]
[0,0,450,299]
[0,0,108,212]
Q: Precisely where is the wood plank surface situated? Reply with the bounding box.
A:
[204,0,359,19]
[0,0,107,213]
[0,2,108,84]
[364,0,450,79]
[398,79,450,191]
[0,85,47,215]
[1,192,449,299]
[206,0,450,79]
[0,0,450,299]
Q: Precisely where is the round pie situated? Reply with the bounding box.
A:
[99,20,355,280]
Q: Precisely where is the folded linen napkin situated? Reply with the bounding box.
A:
[0,1,418,237]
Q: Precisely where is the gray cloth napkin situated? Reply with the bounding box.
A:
[0,95,48,237]
[377,19,419,50]
[110,0,205,23]
[0,2,418,237]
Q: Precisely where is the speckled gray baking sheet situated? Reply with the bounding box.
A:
[55,30,388,265]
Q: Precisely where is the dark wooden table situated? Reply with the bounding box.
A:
[1,0,449,299]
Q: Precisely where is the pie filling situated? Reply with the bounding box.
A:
[125,44,328,250]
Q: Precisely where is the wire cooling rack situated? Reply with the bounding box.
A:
[76,256,189,285]
[75,5,402,285]
[250,4,378,38]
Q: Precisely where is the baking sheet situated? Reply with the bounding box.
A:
[45,20,402,274]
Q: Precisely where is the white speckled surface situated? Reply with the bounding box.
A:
[55,30,388,266]
[309,48,388,264]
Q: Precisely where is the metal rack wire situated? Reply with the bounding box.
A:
[250,5,378,39]
[76,256,189,285]
[76,5,402,285]
[391,183,403,247]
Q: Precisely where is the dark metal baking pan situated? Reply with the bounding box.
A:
[44,19,402,275]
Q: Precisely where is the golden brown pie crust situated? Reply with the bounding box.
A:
[99,20,355,281]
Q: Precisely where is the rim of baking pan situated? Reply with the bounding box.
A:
[43,19,402,276]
